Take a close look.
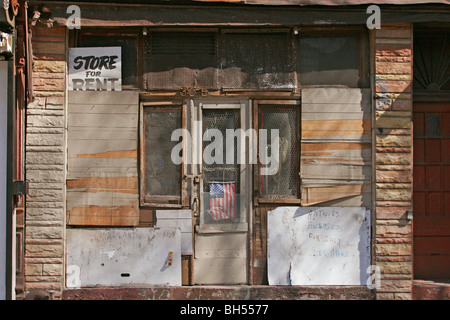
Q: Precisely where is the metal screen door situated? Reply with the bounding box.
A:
[189,100,251,285]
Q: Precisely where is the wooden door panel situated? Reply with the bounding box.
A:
[414,256,450,279]
[413,101,450,280]
[414,217,450,236]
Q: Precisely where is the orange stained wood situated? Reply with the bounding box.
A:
[302,119,371,137]
[67,204,139,226]
[301,142,371,152]
[77,150,138,158]
[67,176,138,191]
[302,184,370,206]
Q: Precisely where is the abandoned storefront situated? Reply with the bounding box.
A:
[21,0,450,300]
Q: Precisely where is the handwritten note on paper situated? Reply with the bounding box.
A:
[267,207,371,285]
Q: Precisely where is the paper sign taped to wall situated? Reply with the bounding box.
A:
[69,47,122,91]
[268,207,371,286]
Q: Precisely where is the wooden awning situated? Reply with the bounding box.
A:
[29,1,450,27]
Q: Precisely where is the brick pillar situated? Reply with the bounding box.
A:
[24,26,66,299]
[374,23,413,300]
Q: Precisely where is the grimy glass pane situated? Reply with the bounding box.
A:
[259,106,298,197]
[427,113,440,137]
[144,108,181,196]
[299,35,359,87]
[202,109,240,191]
[202,109,241,223]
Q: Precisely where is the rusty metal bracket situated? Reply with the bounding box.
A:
[180,86,208,97]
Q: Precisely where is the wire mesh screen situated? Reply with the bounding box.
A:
[219,32,296,89]
[144,32,217,90]
[259,106,298,198]
[144,107,182,196]
[143,31,296,91]
[202,109,241,192]
[202,109,241,223]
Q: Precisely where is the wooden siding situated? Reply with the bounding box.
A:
[301,88,372,206]
[66,91,140,226]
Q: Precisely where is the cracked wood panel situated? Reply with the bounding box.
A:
[301,88,372,207]
[67,91,140,226]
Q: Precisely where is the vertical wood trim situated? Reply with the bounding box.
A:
[139,102,145,207]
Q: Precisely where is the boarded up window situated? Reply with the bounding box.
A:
[144,32,217,90]
[219,31,296,89]
[258,105,299,198]
[300,88,372,207]
[80,34,138,86]
[141,104,183,206]
[299,31,368,87]
[66,91,140,226]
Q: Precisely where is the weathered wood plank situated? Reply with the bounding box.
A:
[68,128,137,140]
[68,114,138,128]
[68,91,139,105]
[302,87,371,105]
[68,104,138,114]
[66,204,139,226]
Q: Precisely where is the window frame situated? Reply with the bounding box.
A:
[139,100,187,208]
[297,26,370,89]
[253,99,301,206]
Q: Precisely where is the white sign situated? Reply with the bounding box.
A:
[66,228,182,287]
[68,47,121,91]
[268,207,371,286]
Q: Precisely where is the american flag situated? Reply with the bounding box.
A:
[209,182,236,221]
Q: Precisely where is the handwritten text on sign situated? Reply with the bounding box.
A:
[69,47,121,91]
[267,207,371,286]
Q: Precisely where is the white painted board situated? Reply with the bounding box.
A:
[156,210,193,255]
[66,228,181,287]
[268,207,371,286]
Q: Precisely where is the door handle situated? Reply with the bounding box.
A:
[193,196,199,217]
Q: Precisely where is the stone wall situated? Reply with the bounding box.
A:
[374,23,414,300]
[24,26,66,299]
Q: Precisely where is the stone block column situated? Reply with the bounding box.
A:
[374,23,414,300]
[24,26,66,299]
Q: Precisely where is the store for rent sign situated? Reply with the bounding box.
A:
[69,47,121,91]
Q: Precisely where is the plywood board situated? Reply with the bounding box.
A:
[66,228,181,287]
[267,207,371,285]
